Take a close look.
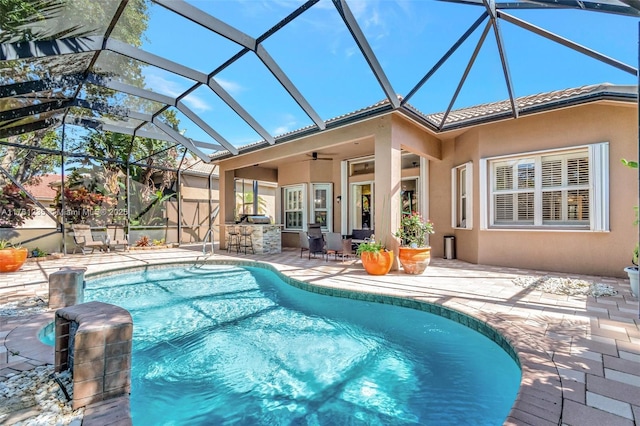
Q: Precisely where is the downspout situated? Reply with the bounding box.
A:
[60,123,66,255]
[253,180,258,215]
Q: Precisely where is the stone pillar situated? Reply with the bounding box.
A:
[55,301,133,410]
[49,267,87,309]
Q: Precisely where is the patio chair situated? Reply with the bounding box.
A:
[307,224,325,259]
[324,232,352,261]
[106,223,129,252]
[299,231,310,258]
[351,229,374,251]
[71,224,108,254]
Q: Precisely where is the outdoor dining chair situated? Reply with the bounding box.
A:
[106,224,129,251]
[71,224,108,254]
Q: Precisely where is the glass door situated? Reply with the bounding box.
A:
[350,182,373,232]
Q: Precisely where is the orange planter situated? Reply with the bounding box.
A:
[398,246,431,274]
[0,248,28,273]
[360,250,394,275]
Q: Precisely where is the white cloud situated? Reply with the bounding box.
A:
[213,77,244,96]
[271,113,297,136]
[144,73,212,112]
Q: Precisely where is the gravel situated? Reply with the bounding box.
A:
[0,297,49,317]
[513,276,618,297]
[0,365,83,425]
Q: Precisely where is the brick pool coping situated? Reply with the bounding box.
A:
[1,247,638,425]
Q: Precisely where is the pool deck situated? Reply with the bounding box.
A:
[0,246,638,425]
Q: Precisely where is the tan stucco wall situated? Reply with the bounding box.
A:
[444,103,637,277]
[217,101,637,277]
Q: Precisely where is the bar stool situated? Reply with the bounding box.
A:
[239,226,255,254]
[227,226,241,253]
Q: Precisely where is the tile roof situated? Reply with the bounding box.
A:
[23,174,60,199]
[417,83,637,129]
[212,83,637,160]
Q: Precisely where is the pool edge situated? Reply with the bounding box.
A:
[46,259,561,425]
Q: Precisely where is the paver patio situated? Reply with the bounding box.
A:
[1,246,638,425]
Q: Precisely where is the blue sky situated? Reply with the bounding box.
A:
[125,0,638,150]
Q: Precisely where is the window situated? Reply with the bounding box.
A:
[451,162,473,229]
[311,183,332,231]
[481,143,609,230]
[283,185,306,231]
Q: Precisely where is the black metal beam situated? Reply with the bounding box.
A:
[207,78,274,145]
[499,11,638,75]
[151,0,256,49]
[0,74,84,99]
[86,73,176,106]
[255,44,325,130]
[483,0,518,118]
[152,117,211,162]
[438,0,640,16]
[439,21,493,130]
[402,12,488,106]
[0,117,60,138]
[0,36,103,61]
[332,0,399,108]
[0,99,72,122]
[176,101,238,154]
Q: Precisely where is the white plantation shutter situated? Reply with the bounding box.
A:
[484,143,609,230]
[517,192,534,222]
[495,165,512,190]
[495,194,513,222]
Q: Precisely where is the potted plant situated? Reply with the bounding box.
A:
[394,212,435,274]
[624,246,638,298]
[356,236,394,275]
[0,240,29,273]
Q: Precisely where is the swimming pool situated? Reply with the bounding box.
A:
[56,264,521,425]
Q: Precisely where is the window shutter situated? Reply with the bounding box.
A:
[589,142,609,231]
[495,194,513,222]
[542,159,562,188]
[495,165,512,190]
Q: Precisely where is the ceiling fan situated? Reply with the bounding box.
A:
[305,152,333,161]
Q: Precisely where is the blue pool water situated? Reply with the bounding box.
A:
[55,265,521,425]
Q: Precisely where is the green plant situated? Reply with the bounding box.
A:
[0,183,35,227]
[135,235,150,247]
[394,212,435,247]
[0,239,13,249]
[152,238,165,246]
[355,236,385,256]
[31,247,48,258]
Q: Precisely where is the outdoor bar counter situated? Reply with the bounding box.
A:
[225,223,283,254]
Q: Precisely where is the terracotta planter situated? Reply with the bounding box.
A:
[398,246,431,274]
[0,247,28,273]
[360,250,394,275]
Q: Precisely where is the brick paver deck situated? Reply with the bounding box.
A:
[1,246,638,425]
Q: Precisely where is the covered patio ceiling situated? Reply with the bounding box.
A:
[0,0,638,167]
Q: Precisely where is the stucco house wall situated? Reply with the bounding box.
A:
[443,103,637,277]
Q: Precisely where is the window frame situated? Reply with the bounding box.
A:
[480,143,609,231]
[310,183,333,232]
[282,184,307,231]
[451,162,473,230]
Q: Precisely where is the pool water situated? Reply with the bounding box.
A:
[75,265,519,425]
